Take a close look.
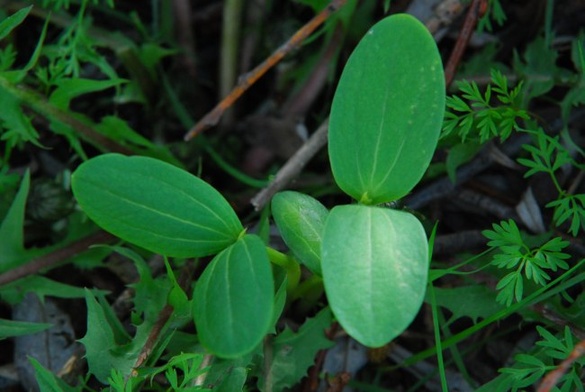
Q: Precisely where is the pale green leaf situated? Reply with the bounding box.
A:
[271,191,328,275]
[322,205,428,347]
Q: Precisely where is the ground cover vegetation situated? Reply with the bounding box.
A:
[0,0,584,391]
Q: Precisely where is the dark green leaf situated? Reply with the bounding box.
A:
[0,318,52,340]
[0,6,32,41]
[72,154,243,258]
[80,290,134,383]
[427,285,504,325]
[30,357,79,392]
[193,235,274,358]
[50,78,127,109]
[328,14,445,204]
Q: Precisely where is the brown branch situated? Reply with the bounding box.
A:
[132,263,194,370]
[183,0,347,141]
[443,0,488,88]
[0,230,117,287]
[537,338,585,392]
[250,120,329,210]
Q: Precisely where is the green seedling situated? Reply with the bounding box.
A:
[71,13,444,376]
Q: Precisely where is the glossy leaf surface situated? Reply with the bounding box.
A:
[193,234,274,358]
[272,191,328,275]
[71,153,243,257]
[322,205,428,347]
[329,14,445,204]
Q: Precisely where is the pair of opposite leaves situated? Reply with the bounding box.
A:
[72,14,445,355]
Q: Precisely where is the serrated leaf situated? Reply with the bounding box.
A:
[193,234,274,358]
[427,285,504,325]
[328,14,445,204]
[259,307,333,391]
[109,246,170,324]
[72,154,243,258]
[322,205,428,347]
[271,191,328,275]
[49,78,127,109]
[80,289,134,383]
[0,86,43,148]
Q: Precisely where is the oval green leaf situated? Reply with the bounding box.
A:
[271,191,328,275]
[321,205,428,347]
[71,153,243,257]
[329,14,445,204]
[193,234,274,358]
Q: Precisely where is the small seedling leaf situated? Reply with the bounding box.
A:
[71,154,243,258]
[322,205,428,347]
[272,191,328,275]
[329,14,445,204]
[193,234,274,358]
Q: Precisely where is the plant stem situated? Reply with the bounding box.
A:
[403,259,585,367]
[265,247,301,291]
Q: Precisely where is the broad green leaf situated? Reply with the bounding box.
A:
[272,191,328,275]
[0,6,32,41]
[322,205,428,347]
[71,154,243,258]
[193,234,274,358]
[0,318,52,340]
[329,14,445,204]
[258,307,333,392]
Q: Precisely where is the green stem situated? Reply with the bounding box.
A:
[428,282,448,392]
[265,247,301,291]
[402,259,585,367]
